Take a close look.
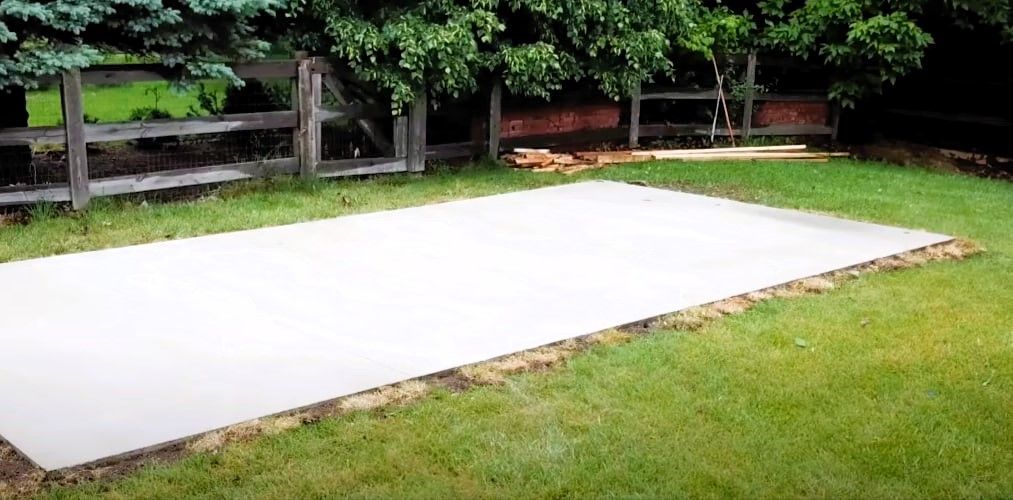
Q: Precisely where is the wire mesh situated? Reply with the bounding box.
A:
[0,145,67,187]
[83,78,295,180]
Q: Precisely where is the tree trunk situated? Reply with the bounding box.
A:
[0,86,32,186]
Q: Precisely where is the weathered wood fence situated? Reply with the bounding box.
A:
[0,57,426,209]
[470,52,839,159]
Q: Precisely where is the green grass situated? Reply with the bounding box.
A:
[1,160,1010,498]
[26,81,227,126]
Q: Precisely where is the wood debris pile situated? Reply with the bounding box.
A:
[504,145,850,174]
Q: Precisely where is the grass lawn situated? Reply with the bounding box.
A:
[1,160,1011,498]
[26,81,227,127]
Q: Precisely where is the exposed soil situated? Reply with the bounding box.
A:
[852,140,1013,181]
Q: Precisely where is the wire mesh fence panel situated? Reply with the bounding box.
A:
[320,122,385,161]
[318,86,389,161]
[84,78,296,180]
[0,145,68,187]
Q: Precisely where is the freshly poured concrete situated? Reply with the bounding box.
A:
[0,181,951,470]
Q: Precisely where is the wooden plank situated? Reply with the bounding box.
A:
[747,124,833,136]
[83,111,297,143]
[0,126,68,146]
[501,128,629,149]
[0,184,71,206]
[629,82,641,148]
[322,74,394,154]
[89,158,298,197]
[742,51,757,139]
[640,123,832,137]
[297,59,319,177]
[640,89,718,101]
[234,60,299,80]
[39,60,298,86]
[660,156,831,163]
[61,69,90,210]
[754,93,829,102]
[633,144,807,156]
[406,93,427,173]
[427,141,477,160]
[651,152,830,160]
[316,157,408,178]
[488,79,503,159]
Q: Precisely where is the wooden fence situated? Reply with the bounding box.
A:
[2,53,838,209]
[0,57,426,209]
[468,52,840,159]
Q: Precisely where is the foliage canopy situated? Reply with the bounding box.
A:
[0,0,281,89]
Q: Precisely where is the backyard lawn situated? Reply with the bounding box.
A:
[26,81,227,127]
[1,160,1011,498]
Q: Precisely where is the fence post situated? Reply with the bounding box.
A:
[488,79,502,160]
[406,91,427,173]
[741,51,758,139]
[830,103,842,141]
[61,69,90,210]
[297,58,319,178]
[629,81,641,148]
[292,51,307,172]
[394,116,408,158]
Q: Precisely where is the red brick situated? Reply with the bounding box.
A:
[754,102,828,126]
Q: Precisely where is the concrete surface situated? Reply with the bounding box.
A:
[0,181,951,470]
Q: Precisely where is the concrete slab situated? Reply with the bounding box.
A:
[0,181,951,470]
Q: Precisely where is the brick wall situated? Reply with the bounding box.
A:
[481,103,622,138]
[754,101,828,126]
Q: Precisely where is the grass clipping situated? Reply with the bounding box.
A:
[0,239,979,499]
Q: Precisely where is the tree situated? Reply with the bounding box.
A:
[728,0,1012,107]
[0,0,281,184]
[308,0,749,108]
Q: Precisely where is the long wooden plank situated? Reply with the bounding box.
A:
[0,126,67,146]
[89,158,298,197]
[427,141,480,160]
[0,184,71,206]
[316,157,408,178]
[640,89,718,101]
[39,60,298,86]
[42,61,296,86]
[754,93,829,102]
[660,156,831,163]
[84,111,297,143]
[652,152,831,160]
[633,144,807,156]
[62,69,90,210]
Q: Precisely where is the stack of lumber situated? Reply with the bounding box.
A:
[503,144,848,173]
[502,149,652,174]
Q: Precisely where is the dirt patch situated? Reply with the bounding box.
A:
[852,140,1013,181]
[0,239,981,498]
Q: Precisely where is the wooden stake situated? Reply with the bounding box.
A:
[712,57,736,147]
